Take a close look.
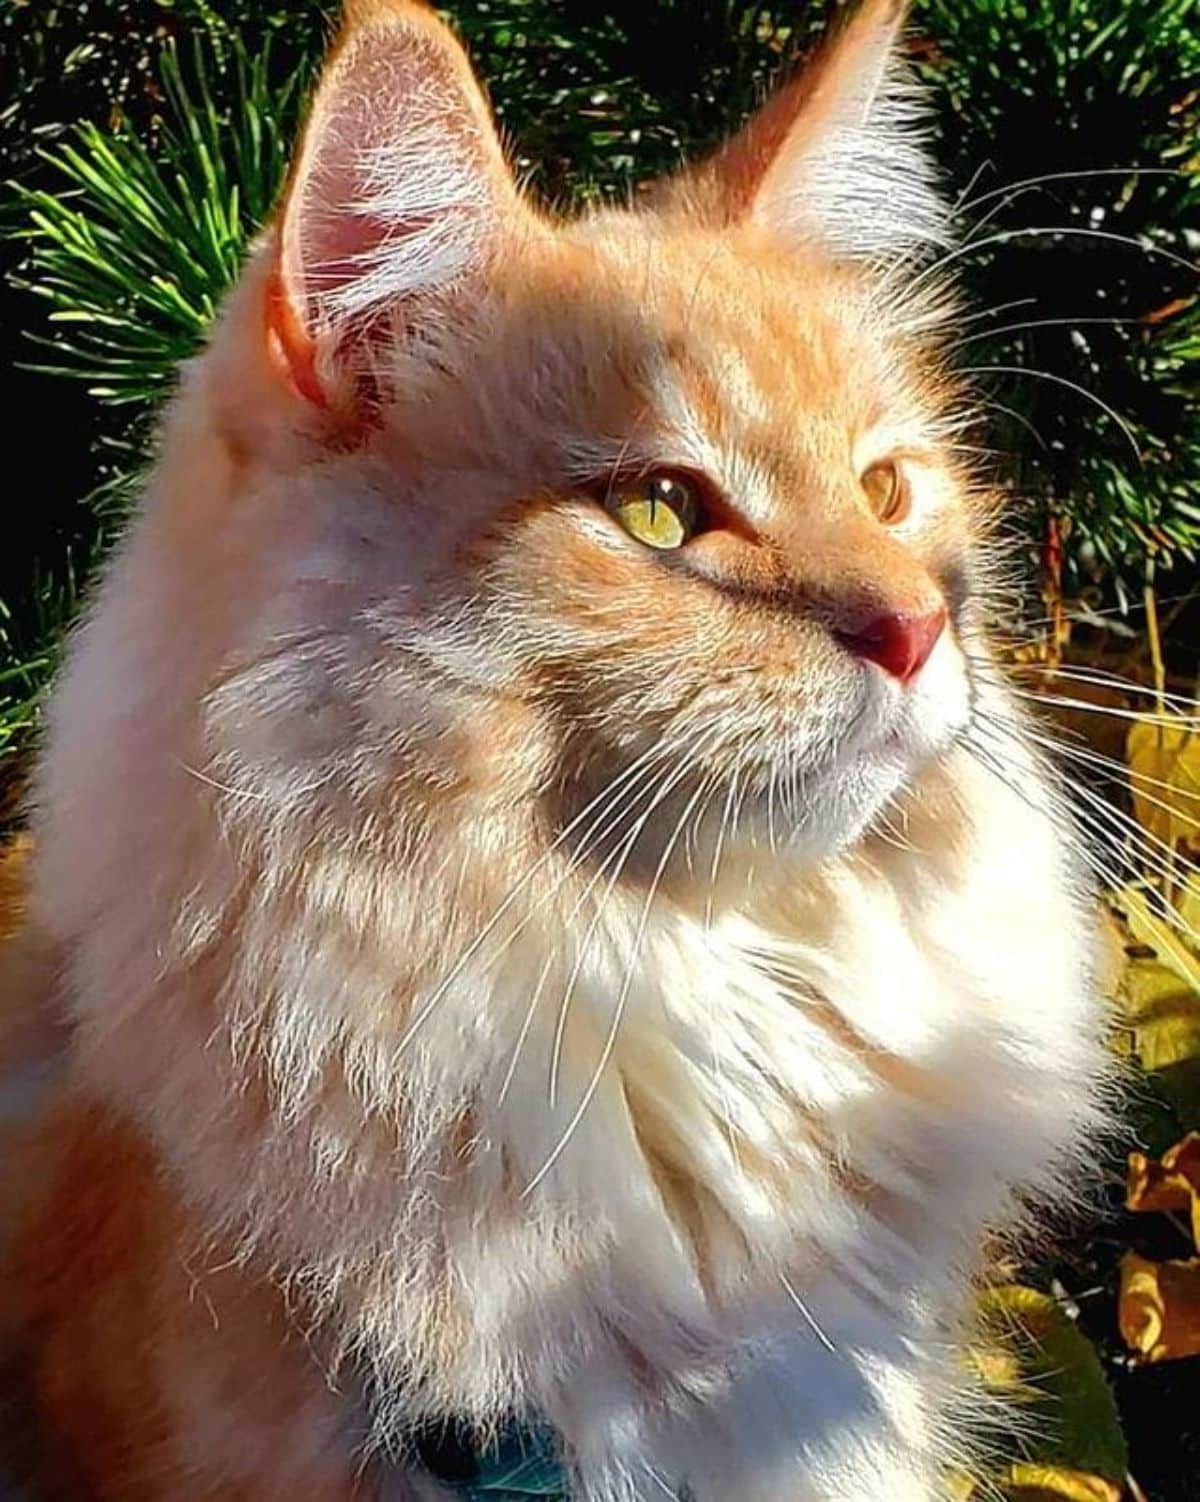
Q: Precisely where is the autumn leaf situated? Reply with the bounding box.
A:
[0,833,30,945]
[1182,873,1200,945]
[1116,948,1200,1124]
[1125,713,1200,855]
[974,1287,1127,1485]
[1127,1133,1200,1246]
[950,1461,1124,1502]
[1113,883,1200,995]
[1001,1462,1122,1502]
[1118,1250,1200,1363]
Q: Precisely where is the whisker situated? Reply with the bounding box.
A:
[964,730,1120,897]
[970,713,1200,912]
[779,1269,837,1352]
[958,165,1184,218]
[956,295,1039,328]
[1019,721,1200,806]
[174,756,334,804]
[704,763,740,933]
[1014,726,1200,876]
[952,315,1142,351]
[390,735,679,1059]
[973,395,1051,450]
[1011,686,1199,729]
[1015,590,1199,632]
[524,770,715,1198]
[547,741,714,1109]
[952,155,998,214]
[962,365,1143,463]
[705,760,743,1168]
[1013,664,1200,711]
[496,948,556,1111]
[911,224,1197,304]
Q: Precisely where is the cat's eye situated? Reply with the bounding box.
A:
[605,473,703,551]
[861,460,909,524]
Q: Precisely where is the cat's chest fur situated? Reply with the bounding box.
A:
[447,754,1098,1364]
[329,762,1102,1491]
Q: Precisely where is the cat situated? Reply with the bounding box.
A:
[1,0,1109,1497]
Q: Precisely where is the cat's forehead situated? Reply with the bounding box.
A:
[485,218,930,489]
[563,217,878,375]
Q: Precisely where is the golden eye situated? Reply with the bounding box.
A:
[606,473,702,551]
[861,459,909,524]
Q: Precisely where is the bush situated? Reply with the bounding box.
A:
[919,0,1200,611]
[1,0,1197,741]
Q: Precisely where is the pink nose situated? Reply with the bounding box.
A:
[838,607,946,684]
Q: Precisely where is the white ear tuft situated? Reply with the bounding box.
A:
[661,0,949,267]
[271,2,521,408]
[756,37,950,262]
[322,118,493,321]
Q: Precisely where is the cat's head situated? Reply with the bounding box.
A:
[181,0,985,876]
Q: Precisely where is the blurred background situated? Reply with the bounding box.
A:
[0,2,1197,1499]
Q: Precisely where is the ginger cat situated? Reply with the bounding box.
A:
[1,1,1107,1497]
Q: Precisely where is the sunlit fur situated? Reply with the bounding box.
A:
[4,2,1108,1498]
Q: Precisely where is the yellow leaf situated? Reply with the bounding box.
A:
[1126,713,1200,854]
[970,1343,1024,1391]
[1002,1462,1122,1502]
[1180,871,1200,939]
[945,1468,978,1500]
[0,834,30,945]
[1117,952,1200,1121]
[1118,1250,1200,1362]
[1096,906,1129,1002]
[1113,883,1200,994]
[1126,1133,1200,1247]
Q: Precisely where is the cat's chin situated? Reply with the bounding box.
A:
[728,749,915,866]
[550,638,973,892]
[737,638,973,864]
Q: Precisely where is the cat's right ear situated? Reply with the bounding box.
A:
[267,0,524,416]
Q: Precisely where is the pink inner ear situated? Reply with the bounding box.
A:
[266,261,326,409]
[272,18,515,408]
[282,43,409,327]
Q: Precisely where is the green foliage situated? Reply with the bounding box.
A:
[452,2,820,201]
[0,4,320,750]
[976,1284,1129,1487]
[0,0,1196,750]
[13,36,310,406]
[0,557,85,761]
[917,0,1200,602]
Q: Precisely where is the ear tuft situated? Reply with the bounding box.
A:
[270,1,521,410]
[757,2,948,261]
[665,0,949,266]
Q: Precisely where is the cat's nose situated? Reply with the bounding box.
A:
[837,607,947,684]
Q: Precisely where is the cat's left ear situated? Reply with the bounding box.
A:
[663,0,948,262]
[266,0,527,416]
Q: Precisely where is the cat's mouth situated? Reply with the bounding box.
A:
[552,631,973,882]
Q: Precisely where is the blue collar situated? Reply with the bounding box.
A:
[412,1418,566,1500]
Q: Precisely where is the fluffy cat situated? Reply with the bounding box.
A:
[1,1,1108,1497]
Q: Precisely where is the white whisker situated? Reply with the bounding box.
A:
[963,365,1143,463]
[524,770,715,1198]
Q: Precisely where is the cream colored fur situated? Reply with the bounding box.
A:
[19,2,1107,1498]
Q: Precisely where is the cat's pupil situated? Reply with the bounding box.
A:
[649,476,685,520]
[607,472,700,550]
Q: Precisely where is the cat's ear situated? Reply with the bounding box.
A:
[665,0,948,262]
[267,0,523,412]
